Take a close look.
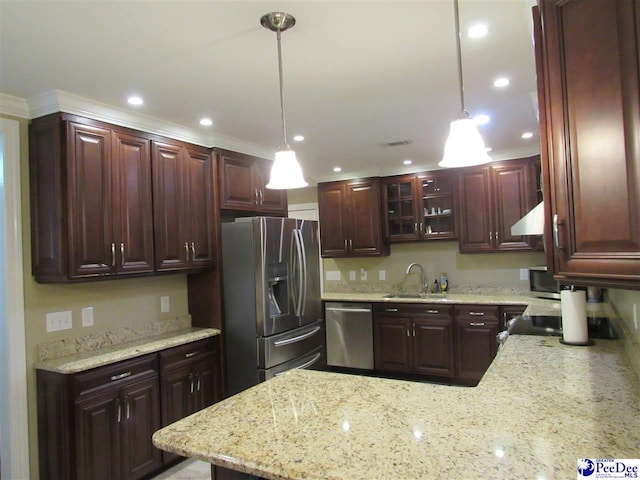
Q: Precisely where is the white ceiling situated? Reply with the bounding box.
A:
[0,0,539,185]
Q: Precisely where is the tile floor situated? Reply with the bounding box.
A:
[151,458,212,479]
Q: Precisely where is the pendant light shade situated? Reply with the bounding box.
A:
[438,0,492,168]
[261,12,308,189]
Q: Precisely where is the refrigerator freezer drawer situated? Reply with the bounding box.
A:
[257,320,324,369]
[259,345,325,381]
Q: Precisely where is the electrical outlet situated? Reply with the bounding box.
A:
[82,307,94,327]
[519,268,528,281]
[325,270,341,281]
[160,296,170,313]
[360,268,367,281]
[379,270,386,281]
[634,304,638,330]
[46,311,72,332]
[349,271,356,281]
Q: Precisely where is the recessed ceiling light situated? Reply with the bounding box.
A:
[468,24,488,39]
[494,77,510,88]
[521,132,534,139]
[474,114,490,126]
[333,167,342,172]
[293,135,305,142]
[403,159,412,165]
[199,118,213,127]
[127,96,143,106]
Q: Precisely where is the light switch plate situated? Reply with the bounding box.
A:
[379,270,386,281]
[46,311,72,332]
[82,307,94,327]
[519,268,529,281]
[160,296,170,313]
[349,271,356,281]
[360,268,367,281]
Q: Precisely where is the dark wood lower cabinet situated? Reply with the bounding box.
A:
[373,304,454,378]
[374,303,522,385]
[37,337,222,480]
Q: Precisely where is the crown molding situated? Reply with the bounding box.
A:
[0,93,30,118]
[2,89,273,159]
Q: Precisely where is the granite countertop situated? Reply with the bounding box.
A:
[153,336,640,480]
[35,327,221,374]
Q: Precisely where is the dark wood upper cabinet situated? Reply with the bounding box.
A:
[383,172,457,242]
[535,0,640,289]
[217,149,288,216]
[458,158,538,253]
[152,140,216,272]
[317,178,389,257]
[29,114,154,282]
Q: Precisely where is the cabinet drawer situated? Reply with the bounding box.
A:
[374,303,452,319]
[73,354,158,398]
[159,337,218,373]
[454,305,500,321]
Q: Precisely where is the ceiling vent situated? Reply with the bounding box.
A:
[380,139,413,148]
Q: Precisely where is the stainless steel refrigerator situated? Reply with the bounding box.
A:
[221,217,325,396]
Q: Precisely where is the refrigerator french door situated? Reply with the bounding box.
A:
[221,217,325,396]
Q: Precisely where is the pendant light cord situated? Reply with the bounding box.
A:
[276,29,288,145]
[454,0,465,113]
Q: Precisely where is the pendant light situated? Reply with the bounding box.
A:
[261,12,308,189]
[439,0,492,168]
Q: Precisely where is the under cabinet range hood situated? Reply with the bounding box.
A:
[511,201,545,236]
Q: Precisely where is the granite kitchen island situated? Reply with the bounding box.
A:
[152,334,639,480]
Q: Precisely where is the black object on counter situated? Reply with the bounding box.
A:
[508,315,617,339]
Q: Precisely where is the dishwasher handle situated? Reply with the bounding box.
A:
[325,307,372,313]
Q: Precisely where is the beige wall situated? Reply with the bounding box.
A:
[5,114,190,478]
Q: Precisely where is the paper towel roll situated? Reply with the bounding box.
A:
[561,290,588,344]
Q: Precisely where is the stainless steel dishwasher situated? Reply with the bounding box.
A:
[325,302,373,369]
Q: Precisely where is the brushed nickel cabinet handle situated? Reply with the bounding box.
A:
[125,396,130,420]
[110,371,132,381]
[120,243,125,267]
[191,242,196,260]
[111,243,116,267]
[115,398,121,423]
[425,309,439,314]
[185,351,199,358]
[412,323,416,337]
[385,308,399,312]
[469,312,485,316]
[184,242,190,261]
[470,322,485,326]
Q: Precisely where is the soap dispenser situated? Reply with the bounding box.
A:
[440,273,448,293]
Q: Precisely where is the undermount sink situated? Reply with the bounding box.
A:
[382,293,447,299]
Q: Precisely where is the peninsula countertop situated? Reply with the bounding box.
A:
[152,335,640,480]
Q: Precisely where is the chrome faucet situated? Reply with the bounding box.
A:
[405,263,428,293]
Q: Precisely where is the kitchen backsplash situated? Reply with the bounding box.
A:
[37,315,191,362]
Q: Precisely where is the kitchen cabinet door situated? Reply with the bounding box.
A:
[120,377,162,480]
[112,131,155,274]
[373,314,412,373]
[383,175,420,241]
[458,158,537,253]
[318,178,389,257]
[217,149,288,215]
[184,147,216,269]
[536,0,640,288]
[75,389,121,480]
[66,121,115,278]
[152,140,216,272]
[412,316,455,377]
